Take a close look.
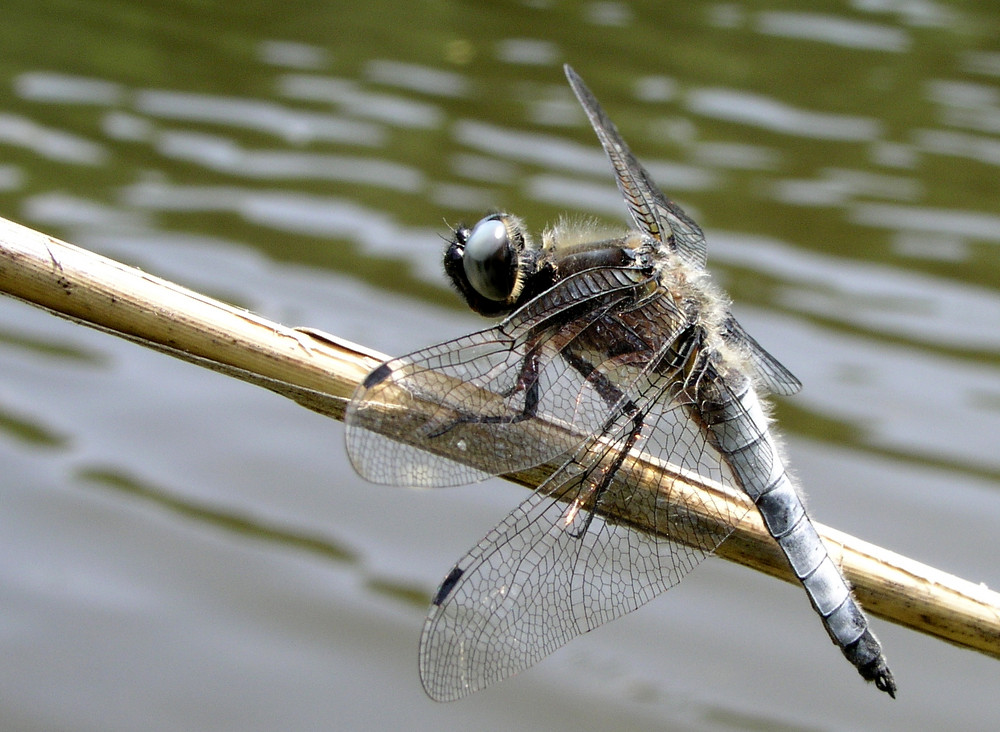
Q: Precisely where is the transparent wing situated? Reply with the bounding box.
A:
[722,315,802,396]
[565,64,708,269]
[345,262,667,487]
[418,342,751,701]
[564,66,798,396]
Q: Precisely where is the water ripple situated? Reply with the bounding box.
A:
[851,202,1000,244]
[278,74,443,129]
[756,11,909,51]
[14,72,124,105]
[135,90,385,145]
[120,182,444,279]
[0,113,106,165]
[915,128,1000,167]
[960,50,1000,77]
[753,308,1000,475]
[712,231,1000,353]
[364,60,469,98]
[155,131,424,192]
[258,40,329,70]
[772,167,922,206]
[687,88,883,141]
[454,119,716,188]
[495,38,560,66]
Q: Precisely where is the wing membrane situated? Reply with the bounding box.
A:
[345,263,660,486]
[418,336,750,701]
[722,316,802,396]
[565,65,708,268]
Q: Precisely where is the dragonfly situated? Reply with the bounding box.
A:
[345,64,895,701]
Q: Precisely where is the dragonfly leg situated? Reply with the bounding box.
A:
[559,348,647,538]
[423,348,543,438]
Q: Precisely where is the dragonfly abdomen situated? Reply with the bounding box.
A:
[702,376,897,697]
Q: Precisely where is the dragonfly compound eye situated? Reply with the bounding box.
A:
[462,216,517,301]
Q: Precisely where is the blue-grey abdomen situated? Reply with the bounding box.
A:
[701,374,895,695]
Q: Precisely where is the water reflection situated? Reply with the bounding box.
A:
[853,202,1000,245]
[279,74,444,128]
[772,167,922,206]
[495,38,561,66]
[156,131,425,191]
[755,11,911,51]
[116,181,446,279]
[14,72,124,105]
[363,59,469,97]
[135,88,386,144]
[961,49,1000,76]
[711,230,1000,353]
[0,112,106,164]
[687,87,884,140]
[258,40,330,70]
[927,78,1000,133]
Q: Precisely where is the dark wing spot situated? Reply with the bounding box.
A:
[363,363,393,389]
[432,566,464,606]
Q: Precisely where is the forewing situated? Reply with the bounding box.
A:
[345,263,655,487]
[565,64,708,268]
[722,315,802,396]
[418,339,752,701]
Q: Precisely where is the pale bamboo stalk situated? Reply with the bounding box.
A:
[0,214,997,662]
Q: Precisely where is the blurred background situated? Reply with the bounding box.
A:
[0,1,998,729]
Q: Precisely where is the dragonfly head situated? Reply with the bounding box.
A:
[445,214,542,317]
